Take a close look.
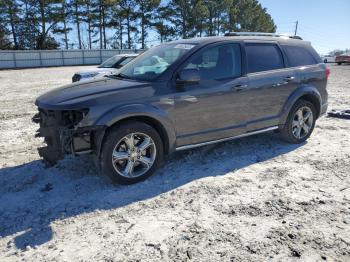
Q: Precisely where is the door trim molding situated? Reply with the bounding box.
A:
[175,126,278,151]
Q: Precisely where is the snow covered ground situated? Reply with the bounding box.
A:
[0,65,349,261]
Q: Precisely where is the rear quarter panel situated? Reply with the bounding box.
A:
[278,63,327,125]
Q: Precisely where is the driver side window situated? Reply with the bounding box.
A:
[184,43,242,80]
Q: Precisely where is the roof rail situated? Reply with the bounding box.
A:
[224,32,303,40]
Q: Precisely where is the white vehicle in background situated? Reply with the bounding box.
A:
[72,53,138,82]
[321,55,336,63]
[133,56,169,76]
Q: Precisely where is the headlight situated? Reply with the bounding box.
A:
[61,109,89,128]
[72,74,82,82]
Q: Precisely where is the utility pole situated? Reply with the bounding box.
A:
[294,21,299,36]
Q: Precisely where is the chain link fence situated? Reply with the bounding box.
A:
[0,49,143,69]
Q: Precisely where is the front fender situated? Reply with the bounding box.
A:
[94,103,176,153]
[279,85,322,126]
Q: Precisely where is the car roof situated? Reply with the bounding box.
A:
[168,35,310,47]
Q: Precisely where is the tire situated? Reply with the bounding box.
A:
[100,121,164,185]
[337,62,342,65]
[324,59,327,63]
[279,100,316,144]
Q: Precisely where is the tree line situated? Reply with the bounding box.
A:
[328,49,350,56]
[0,0,276,50]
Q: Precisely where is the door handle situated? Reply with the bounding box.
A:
[272,82,283,87]
[272,76,296,87]
[284,76,295,82]
[179,95,198,103]
[233,84,248,91]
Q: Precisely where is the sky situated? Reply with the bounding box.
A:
[259,0,350,54]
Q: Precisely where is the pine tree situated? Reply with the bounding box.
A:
[81,0,96,49]
[135,0,160,49]
[100,0,115,49]
[119,0,137,49]
[231,0,276,33]
[0,16,12,49]
[110,3,124,49]
[17,0,39,49]
[202,0,231,36]
[71,0,84,49]
[29,0,61,49]
[0,0,277,50]
[0,0,21,49]
[84,0,101,49]
[153,6,175,43]
[190,0,209,37]
[167,0,191,38]
[52,0,72,49]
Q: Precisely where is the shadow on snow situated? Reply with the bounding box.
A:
[0,132,304,249]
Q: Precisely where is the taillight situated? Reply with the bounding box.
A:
[326,68,330,79]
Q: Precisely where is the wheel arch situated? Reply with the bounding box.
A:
[279,86,322,126]
[298,93,321,117]
[94,104,176,157]
[106,115,171,155]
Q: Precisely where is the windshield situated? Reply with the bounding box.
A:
[117,43,196,81]
[99,56,123,68]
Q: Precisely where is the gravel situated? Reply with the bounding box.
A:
[0,64,349,261]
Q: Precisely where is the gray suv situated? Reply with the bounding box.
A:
[33,32,329,184]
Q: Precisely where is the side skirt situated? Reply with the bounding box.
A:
[175,126,279,151]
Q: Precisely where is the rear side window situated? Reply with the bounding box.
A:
[283,45,317,67]
[245,43,284,73]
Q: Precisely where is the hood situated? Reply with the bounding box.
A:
[36,77,151,110]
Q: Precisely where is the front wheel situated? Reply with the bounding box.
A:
[280,100,316,144]
[100,121,163,185]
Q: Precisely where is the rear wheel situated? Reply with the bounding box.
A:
[280,100,316,144]
[100,121,163,184]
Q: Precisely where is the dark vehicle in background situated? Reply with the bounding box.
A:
[72,53,138,82]
[33,32,329,185]
[335,53,350,65]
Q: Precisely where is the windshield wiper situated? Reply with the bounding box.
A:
[115,73,132,79]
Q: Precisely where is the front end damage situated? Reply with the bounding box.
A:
[32,108,105,165]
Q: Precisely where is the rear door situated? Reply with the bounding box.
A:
[282,44,327,105]
[243,42,299,130]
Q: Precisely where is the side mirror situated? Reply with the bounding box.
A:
[176,68,200,84]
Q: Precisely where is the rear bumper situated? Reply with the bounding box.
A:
[320,103,328,117]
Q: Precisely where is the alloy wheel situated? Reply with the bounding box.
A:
[292,106,314,139]
[112,132,156,178]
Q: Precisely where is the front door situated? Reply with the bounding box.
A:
[173,42,248,146]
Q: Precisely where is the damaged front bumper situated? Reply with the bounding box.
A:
[32,108,105,165]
